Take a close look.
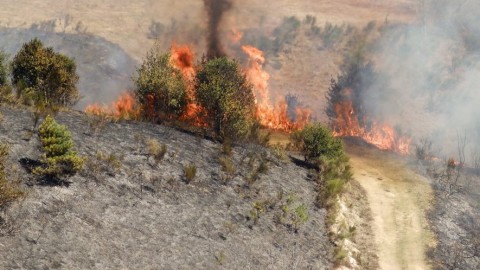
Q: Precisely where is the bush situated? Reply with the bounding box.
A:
[0,144,24,208]
[184,164,197,184]
[292,123,344,163]
[195,57,256,140]
[134,43,188,121]
[33,116,83,180]
[293,124,352,206]
[11,39,79,107]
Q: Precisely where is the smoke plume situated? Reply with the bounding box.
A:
[358,0,480,160]
[203,0,232,59]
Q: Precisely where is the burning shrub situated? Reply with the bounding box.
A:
[195,57,256,140]
[11,39,79,107]
[134,43,188,121]
[33,116,84,182]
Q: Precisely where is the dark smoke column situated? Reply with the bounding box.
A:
[203,0,232,59]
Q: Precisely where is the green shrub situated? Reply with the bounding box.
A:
[292,123,344,163]
[134,43,188,120]
[271,143,288,161]
[293,203,309,231]
[33,116,83,180]
[195,57,256,140]
[293,124,352,207]
[0,144,24,208]
[184,164,197,184]
[11,39,79,107]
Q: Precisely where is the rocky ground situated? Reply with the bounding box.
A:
[0,106,332,269]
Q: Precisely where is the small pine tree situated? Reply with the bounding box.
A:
[34,116,83,179]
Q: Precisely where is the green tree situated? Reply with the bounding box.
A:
[195,57,255,140]
[34,116,83,180]
[11,38,79,107]
[134,44,187,120]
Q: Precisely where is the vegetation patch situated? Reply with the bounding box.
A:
[0,144,24,209]
[184,164,197,184]
[33,115,84,184]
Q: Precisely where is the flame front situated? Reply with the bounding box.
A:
[242,45,310,132]
[332,100,412,154]
[85,43,311,132]
[86,92,139,120]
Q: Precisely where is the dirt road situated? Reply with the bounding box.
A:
[346,144,435,270]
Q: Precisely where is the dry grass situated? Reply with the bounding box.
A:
[147,138,167,162]
[184,164,197,184]
[0,144,25,209]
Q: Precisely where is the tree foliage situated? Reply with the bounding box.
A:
[11,38,79,107]
[34,116,83,179]
[195,57,256,140]
[292,124,352,207]
[134,45,188,120]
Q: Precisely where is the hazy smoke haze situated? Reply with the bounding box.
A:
[362,0,480,159]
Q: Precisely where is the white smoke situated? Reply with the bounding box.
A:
[363,0,480,160]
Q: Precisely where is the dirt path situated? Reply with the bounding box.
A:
[346,145,435,270]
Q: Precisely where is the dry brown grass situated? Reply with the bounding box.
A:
[0,144,25,209]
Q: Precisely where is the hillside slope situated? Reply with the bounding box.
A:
[0,106,332,269]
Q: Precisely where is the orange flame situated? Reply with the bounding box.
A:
[170,44,208,127]
[86,92,140,120]
[332,99,411,154]
[242,45,310,132]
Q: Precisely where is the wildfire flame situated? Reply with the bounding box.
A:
[242,45,310,132]
[85,92,139,120]
[170,44,208,127]
[85,42,311,133]
[332,98,412,154]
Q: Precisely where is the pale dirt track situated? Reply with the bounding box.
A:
[346,144,435,270]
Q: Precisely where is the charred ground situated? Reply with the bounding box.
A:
[0,105,332,269]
